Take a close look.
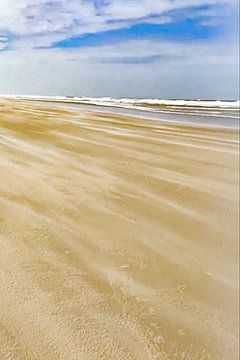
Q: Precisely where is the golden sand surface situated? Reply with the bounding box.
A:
[0,99,239,360]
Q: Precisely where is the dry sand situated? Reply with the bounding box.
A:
[0,99,239,360]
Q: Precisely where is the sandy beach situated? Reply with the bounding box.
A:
[0,98,239,359]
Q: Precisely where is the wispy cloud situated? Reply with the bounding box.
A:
[0,37,238,95]
[0,0,237,49]
[0,37,8,50]
[0,1,238,99]
[100,54,163,64]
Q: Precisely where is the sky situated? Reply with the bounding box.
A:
[0,0,239,99]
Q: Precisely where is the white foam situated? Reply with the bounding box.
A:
[0,95,240,118]
[0,94,239,109]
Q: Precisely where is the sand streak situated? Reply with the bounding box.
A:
[0,99,239,359]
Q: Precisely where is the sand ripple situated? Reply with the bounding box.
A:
[0,99,239,359]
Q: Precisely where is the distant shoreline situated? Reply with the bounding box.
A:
[1,96,239,130]
[0,94,239,109]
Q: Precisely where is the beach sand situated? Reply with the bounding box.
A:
[0,99,239,359]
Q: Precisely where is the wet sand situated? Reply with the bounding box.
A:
[0,99,239,359]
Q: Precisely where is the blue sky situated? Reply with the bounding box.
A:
[0,0,238,99]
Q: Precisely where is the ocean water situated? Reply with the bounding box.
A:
[1,95,239,128]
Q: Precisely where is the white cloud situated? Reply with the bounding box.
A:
[0,1,238,98]
[0,0,237,48]
[0,37,8,50]
[0,37,238,99]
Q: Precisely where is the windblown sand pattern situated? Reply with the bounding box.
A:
[0,99,239,359]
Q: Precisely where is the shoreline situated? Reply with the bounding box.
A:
[1,97,239,129]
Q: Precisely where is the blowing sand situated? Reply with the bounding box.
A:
[0,99,239,360]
